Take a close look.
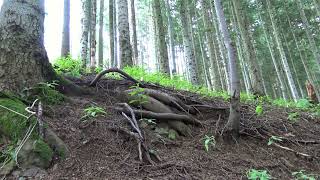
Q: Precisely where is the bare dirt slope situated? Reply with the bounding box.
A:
[43,77,320,179]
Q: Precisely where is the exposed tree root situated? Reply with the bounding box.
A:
[137,88,196,114]
[89,68,145,87]
[113,106,202,126]
[115,103,160,164]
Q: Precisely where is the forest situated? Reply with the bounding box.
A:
[0,0,320,179]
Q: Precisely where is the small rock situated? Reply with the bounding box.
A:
[45,128,69,159]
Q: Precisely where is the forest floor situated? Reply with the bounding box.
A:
[40,76,320,179]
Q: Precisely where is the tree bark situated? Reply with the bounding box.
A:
[61,0,70,57]
[153,0,170,75]
[117,0,133,68]
[130,0,139,65]
[90,0,97,70]
[214,0,240,139]
[98,0,104,67]
[179,0,199,85]
[0,0,56,92]
[165,0,177,75]
[80,0,91,68]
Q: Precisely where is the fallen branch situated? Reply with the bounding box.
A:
[107,126,157,165]
[113,107,202,126]
[90,68,145,87]
[273,143,312,158]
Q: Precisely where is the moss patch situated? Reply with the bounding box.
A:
[0,96,55,170]
[0,98,33,140]
[33,139,53,165]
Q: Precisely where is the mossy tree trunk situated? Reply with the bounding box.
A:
[0,0,56,93]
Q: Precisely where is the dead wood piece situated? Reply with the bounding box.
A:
[90,68,145,87]
[273,143,312,158]
[36,101,44,138]
[114,107,202,126]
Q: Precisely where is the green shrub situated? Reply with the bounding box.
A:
[81,106,108,121]
[53,55,83,77]
[21,81,64,105]
[247,169,271,180]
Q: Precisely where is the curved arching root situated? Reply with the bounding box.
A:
[89,68,144,87]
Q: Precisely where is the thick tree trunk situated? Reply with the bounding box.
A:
[61,0,70,57]
[266,0,299,101]
[0,0,56,92]
[179,0,199,85]
[80,0,91,68]
[90,0,97,70]
[117,0,133,68]
[130,0,139,65]
[153,0,170,75]
[98,0,104,67]
[214,0,240,139]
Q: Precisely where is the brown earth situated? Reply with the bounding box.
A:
[32,77,320,179]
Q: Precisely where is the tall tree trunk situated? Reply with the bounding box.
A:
[209,1,229,91]
[282,33,305,98]
[198,32,213,90]
[0,0,56,92]
[81,0,91,68]
[214,0,240,139]
[61,0,70,57]
[90,0,97,70]
[117,0,133,68]
[98,0,104,67]
[296,0,320,70]
[165,0,177,75]
[179,0,199,85]
[231,0,264,96]
[130,0,138,65]
[201,0,221,91]
[153,0,170,74]
[266,0,299,101]
[259,12,287,99]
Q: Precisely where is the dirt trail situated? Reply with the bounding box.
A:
[42,78,320,179]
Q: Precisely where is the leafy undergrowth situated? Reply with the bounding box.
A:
[52,57,320,117]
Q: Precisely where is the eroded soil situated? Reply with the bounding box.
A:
[41,77,320,179]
